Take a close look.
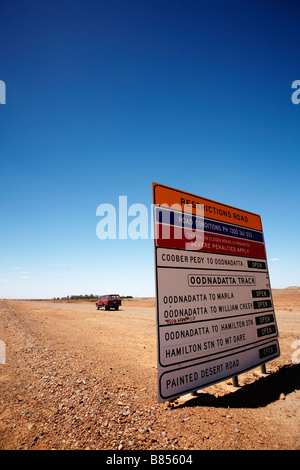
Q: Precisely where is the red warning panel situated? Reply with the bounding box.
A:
[154,222,266,259]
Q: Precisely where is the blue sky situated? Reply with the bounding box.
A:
[1,0,299,298]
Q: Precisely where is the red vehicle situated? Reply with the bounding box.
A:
[96,294,121,311]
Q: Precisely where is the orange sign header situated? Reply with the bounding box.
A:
[153,182,262,231]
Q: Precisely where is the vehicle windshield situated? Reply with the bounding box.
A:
[109,295,119,299]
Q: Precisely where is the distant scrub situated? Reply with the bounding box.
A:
[53,294,133,300]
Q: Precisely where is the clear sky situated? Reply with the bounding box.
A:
[1,0,299,298]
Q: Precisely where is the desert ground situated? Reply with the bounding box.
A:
[0,288,299,450]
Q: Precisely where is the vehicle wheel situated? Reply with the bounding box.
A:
[115,306,119,311]
[96,304,99,310]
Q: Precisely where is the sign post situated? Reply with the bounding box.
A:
[153,182,280,403]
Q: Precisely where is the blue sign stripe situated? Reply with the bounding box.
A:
[155,207,264,243]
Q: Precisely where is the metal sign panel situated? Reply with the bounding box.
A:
[153,183,280,403]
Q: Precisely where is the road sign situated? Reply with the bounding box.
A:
[153,183,280,403]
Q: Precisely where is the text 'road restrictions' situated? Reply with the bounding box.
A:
[153,183,280,403]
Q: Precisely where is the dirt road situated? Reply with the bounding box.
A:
[0,295,299,450]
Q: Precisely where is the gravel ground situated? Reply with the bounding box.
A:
[0,297,299,450]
